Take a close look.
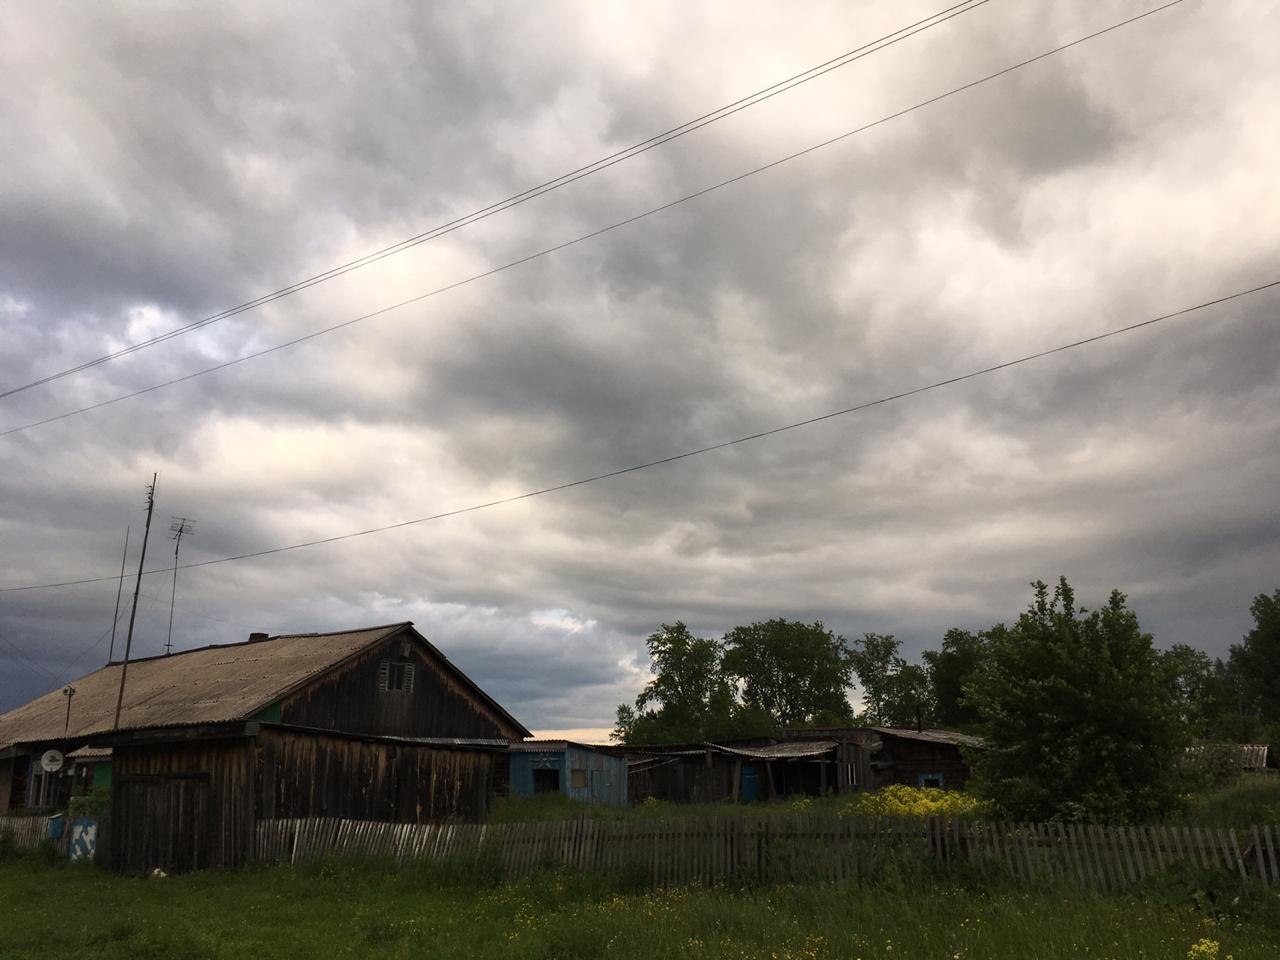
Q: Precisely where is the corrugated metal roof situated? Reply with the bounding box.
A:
[67,745,112,761]
[0,621,531,748]
[509,739,613,752]
[1187,742,1270,769]
[871,727,984,747]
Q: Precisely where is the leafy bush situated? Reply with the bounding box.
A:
[1180,775,1280,826]
[840,784,991,819]
[69,785,110,819]
[0,827,15,862]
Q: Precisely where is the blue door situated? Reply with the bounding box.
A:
[740,764,758,803]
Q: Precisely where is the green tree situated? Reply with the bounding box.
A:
[612,622,737,744]
[1159,643,1227,739]
[1228,589,1280,722]
[922,627,998,729]
[722,619,856,727]
[850,633,934,727]
[966,578,1188,823]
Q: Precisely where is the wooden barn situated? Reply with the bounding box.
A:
[0,621,530,874]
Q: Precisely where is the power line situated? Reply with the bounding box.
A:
[1,275,1273,597]
[138,592,252,631]
[63,614,124,676]
[0,0,1188,441]
[0,627,62,684]
[0,0,992,402]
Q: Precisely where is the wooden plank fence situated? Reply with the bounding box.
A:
[0,814,70,855]
[254,814,1280,890]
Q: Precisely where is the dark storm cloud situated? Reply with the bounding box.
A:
[2,1,1278,734]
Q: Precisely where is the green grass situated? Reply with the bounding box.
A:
[2,855,1279,959]
[1181,775,1280,827]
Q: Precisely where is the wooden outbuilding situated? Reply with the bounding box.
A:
[620,740,847,804]
[864,727,981,790]
[506,740,629,806]
[615,727,980,804]
[0,622,530,874]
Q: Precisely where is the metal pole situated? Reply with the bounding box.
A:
[107,526,130,663]
[165,518,194,657]
[114,475,156,730]
[166,527,182,656]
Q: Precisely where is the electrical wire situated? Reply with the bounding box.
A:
[1,275,1272,596]
[0,0,992,401]
[0,0,1187,441]
[0,627,62,684]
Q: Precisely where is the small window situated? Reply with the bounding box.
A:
[570,768,588,790]
[917,772,944,789]
[378,660,415,693]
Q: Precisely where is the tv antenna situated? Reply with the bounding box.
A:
[114,474,156,729]
[166,517,196,656]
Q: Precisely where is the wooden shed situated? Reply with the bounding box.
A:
[0,622,530,873]
[866,727,981,790]
[506,740,628,806]
[620,740,845,805]
[615,727,980,804]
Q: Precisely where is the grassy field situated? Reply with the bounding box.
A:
[2,853,1279,960]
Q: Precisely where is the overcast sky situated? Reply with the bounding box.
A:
[1,0,1277,739]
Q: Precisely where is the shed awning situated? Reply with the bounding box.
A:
[713,741,838,760]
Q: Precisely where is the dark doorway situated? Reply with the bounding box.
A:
[532,768,560,794]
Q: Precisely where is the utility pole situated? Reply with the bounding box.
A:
[107,526,129,664]
[113,474,156,730]
[62,685,76,744]
[166,517,195,656]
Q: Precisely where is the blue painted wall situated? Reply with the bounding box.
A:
[508,744,628,806]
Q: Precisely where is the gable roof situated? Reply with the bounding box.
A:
[0,621,529,748]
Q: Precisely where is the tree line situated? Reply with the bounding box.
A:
[613,579,1280,822]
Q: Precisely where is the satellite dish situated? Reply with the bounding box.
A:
[40,749,64,773]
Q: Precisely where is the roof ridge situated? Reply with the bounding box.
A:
[268,621,412,641]
[101,621,414,667]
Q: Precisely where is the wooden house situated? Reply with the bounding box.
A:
[0,622,530,874]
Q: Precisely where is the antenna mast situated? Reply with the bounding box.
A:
[113,474,156,730]
[166,517,195,656]
[107,526,129,664]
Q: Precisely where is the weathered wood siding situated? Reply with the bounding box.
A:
[629,754,737,805]
[278,633,521,739]
[875,737,972,790]
[255,728,493,823]
[109,738,254,874]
